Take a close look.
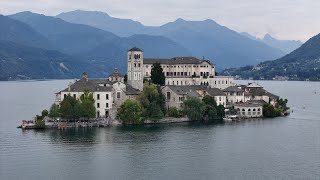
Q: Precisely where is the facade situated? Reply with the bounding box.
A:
[234,100,265,118]
[142,56,234,89]
[127,47,144,91]
[55,71,139,118]
[223,86,245,105]
[162,85,227,110]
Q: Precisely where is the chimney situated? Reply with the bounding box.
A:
[68,82,72,91]
[82,72,88,80]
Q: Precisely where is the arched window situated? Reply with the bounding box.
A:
[248,109,251,111]
[253,108,256,111]
[258,108,261,111]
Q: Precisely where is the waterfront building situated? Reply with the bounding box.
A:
[55,70,139,118]
[162,85,226,110]
[223,86,245,106]
[234,100,265,118]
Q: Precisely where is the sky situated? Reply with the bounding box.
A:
[1,0,320,41]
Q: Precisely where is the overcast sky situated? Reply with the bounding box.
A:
[1,0,319,41]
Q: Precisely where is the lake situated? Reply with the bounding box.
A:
[0,80,319,180]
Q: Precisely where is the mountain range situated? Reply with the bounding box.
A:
[222,33,320,81]
[0,10,304,80]
[241,32,303,54]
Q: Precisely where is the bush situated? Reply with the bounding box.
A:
[117,100,143,124]
[168,107,180,117]
[263,104,281,117]
[41,109,49,117]
[183,97,206,121]
[35,119,45,129]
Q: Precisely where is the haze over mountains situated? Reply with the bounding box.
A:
[241,32,303,54]
[0,10,304,80]
[223,33,320,81]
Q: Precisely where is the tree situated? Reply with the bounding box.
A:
[49,104,60,117]
[150,63,165,86]
[41,109,49,117]
[202,95,217,107]
[183,97,206,121]
[138,83,165,120]
[168,107,180,117]
[79,90,96,118]
[59,94,80,119]
[202,95,220,122]
[263,104,281,117]
[117,100,143,124]
[216,105,225,119]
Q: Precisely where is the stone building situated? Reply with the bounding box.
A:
[161,85,226,110]
[55,72,139,118]
[127,47,234,89]
[234,100,265,118]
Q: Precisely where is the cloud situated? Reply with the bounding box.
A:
[0,0,319,41]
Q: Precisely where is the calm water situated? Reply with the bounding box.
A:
[0,80,320,180]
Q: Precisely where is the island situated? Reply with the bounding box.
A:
[19,47,289,129]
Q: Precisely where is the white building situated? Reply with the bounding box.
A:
[234,100,265,118]
[55,70,139,118]
[128,47,234,89]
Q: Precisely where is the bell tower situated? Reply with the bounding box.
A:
[127,47,144,91]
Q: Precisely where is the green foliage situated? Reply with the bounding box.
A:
[168,107,181,118]
[49,104,60,117]
[202,95,217,107]
[59,94,80,119]
[183,97,206,121]
[150,63,165,86]
[138,83,165,120]
[35,120,46,128]
[216,105,226,119]
[41,109,49,117]
[277,98,289,111]
[202,95,222,122]
[117,99,143,124]
[263,104,281,117]
[79,90,96,118]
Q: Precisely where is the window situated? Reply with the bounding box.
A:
[146,72,148,76]
[97,94,100,100]
[219,97,221,101]
[73,94,76,98]
[184,72,187,76]
[138,63,141,67]
[201,72,203,76]
[176,81,178,85]
[97,103,100,108]
[167,72,169,76]
[106,103,109,108]
[134,63,136,67]
[117,92,121,99]
[106,94,109,100]
[167,92,171,100]
[64,94,67,98]
[174,72,176,76]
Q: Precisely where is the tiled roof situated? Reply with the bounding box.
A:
[61,78,113,92]
[249,88,279,99]
[126,84,140,95]
[166,85,207,96]
[128,47,143,52]
[223,86,244,92]
[144,57,211,65]
[206,88,226,96]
